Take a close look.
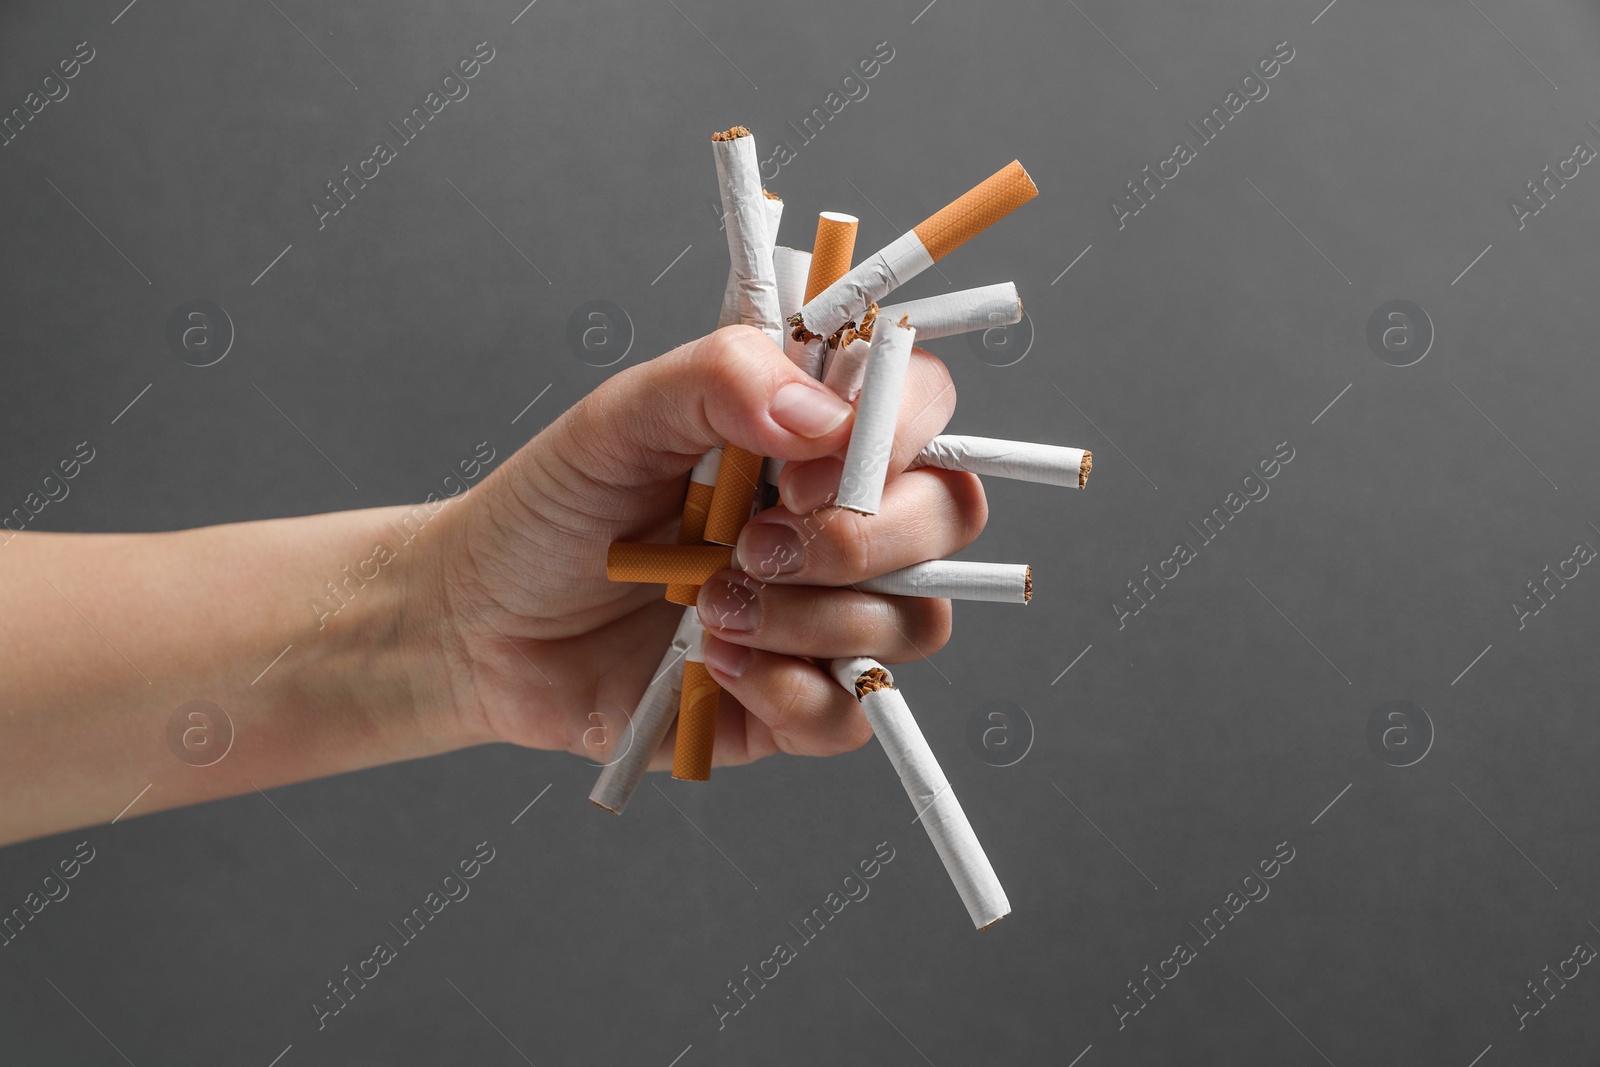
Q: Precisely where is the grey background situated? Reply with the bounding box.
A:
[2,0,1598,1063]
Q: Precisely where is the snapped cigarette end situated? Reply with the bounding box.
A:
[763,188,782,201]
[912,160,1038,262]
[607,543,734,585]
[855,666,893,698]
[712,126,751,141]
[1024,566,1032,603]
[978,913,1009,931]
[1079,450,1093,489]
[589,798,622,815]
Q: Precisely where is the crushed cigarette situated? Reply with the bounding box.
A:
[913,435,1093,489]
[828,657,1010,930]
[589,608,701,813]
[835,318,916,515]
[666,448,723,606]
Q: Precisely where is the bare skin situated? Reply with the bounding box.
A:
[0,327,984,846]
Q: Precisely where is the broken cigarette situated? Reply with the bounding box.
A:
[835,317,916,515]
[914,435,1092,489]
[786,211,860,378]
[822,284,1021,401]
[829,657,1010,930]
[712,128,783,342]
[665,448,724,606]
[856,561,1031,604]
[720,192,787,328]
[672,626,719,780]
[589,607,701,814]
[607,543,734,586]
[793,161,1037,339]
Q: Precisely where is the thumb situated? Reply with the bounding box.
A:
[548,325,855,487]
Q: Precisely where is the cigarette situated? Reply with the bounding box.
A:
[914,435,1093,489]
[665,448,723,606]
[829,658,1010,930]
[607,543,734,586]
[879,282,1022,341]
[773,246,812,326]
[855,561,1031,603]
[589,608,700,814]
[785,212,860,378]
[720,193,787,328]
[835,317,916,515]
[672,626,720,780]
[703,446,764,545]
[793,161,1037,338]
[712,128,783,342]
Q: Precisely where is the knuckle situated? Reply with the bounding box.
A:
[902,597,953,656]
[828,511,875,580]
[951,472,989,545]
[698,326,760,383]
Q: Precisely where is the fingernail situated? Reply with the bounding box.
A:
[770,381,851,438]
[698,576,761,633]
[702,635,752,679]
[735,521,803,577]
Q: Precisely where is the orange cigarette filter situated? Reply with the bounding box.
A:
[804,212,859,303]
[912,160,1038,262]
[702,445,764,546]
[607,543,733,585]
[672,659,719,780]
[665,479,717,605]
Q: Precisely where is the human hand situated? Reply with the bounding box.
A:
[427,325,984,770]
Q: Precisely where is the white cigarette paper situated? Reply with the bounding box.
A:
[772,246,812,358]
[690,446,722,486]
[589,608,702,814]
[856,560,1031,603]
[821,337,870,402]
[720,196,786,328]
[878,282,1021,341]
[836,318,916,514]
[713,132,782,342]
[828,658,1010,930]
[801,230,935,339]
[914,435,1092,489]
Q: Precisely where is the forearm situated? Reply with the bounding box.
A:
[0,505,467,845]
